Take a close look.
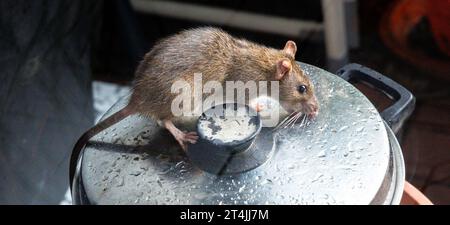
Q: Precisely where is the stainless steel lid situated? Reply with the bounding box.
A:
[78,62,393,204]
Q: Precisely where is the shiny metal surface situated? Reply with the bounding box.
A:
[376,121,405,205]
[80,62,392,204]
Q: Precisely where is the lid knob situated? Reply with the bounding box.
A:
[188,103,274,175]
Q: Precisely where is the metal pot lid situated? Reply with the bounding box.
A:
[79,62,390,205]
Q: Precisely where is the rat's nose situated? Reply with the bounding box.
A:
[305,97,319,118]
[307,104,319,118]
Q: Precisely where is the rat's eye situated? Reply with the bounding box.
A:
[297,85,307,94]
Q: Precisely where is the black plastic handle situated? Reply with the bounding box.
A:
[336,63,415,133]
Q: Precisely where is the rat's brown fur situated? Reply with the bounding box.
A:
[70,27,318,185]
[130,27,315,120]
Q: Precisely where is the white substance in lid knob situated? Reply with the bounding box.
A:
[199,106,257,143]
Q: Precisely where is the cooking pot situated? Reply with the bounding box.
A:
[70,62,414,205]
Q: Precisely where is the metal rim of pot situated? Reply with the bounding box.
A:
[70,62,415,205]
[336,64,414,205]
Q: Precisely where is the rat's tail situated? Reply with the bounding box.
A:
[69,104,135,190]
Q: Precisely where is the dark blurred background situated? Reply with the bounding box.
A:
[0,0,449,204]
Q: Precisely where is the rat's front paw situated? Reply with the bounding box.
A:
[175,131,199,151]
[182,131,199,144]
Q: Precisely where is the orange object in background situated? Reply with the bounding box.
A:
[401,182,433,205]
[426,0,450,58]
[380,0,450,80]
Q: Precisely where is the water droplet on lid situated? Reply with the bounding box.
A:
[140,166,148,171]
[338,126,349,132]
[312,174,323,182]
[115,177,125,187]
[276,165,281,172]
[130,170,142,176]
[261,179,273,185]
[157,179,163,187]
[317,150,326,158]
[238,185,246,193]
[175,161,184,168]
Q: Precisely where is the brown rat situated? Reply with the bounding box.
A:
[70,27,318,183]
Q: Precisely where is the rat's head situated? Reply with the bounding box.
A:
[274,41,319,118]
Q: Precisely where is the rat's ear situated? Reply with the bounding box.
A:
[275,59,292,80]
[283,40,297,58]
